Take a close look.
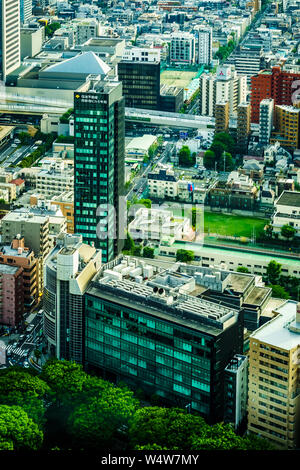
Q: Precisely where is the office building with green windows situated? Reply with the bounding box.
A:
[84,256,244,424]
[74,77,125,263]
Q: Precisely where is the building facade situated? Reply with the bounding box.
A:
[224,354,248,431]
[20,0,32,24]
[248,301,300,449]
[43,233,102,363]
[118,60,161,110]
[84,256,244,424]
[74,79,125,262]
[0,0,21,81]
[259,98,274,146]
[170,32,196,65]
[251,66,300,123]
[0,235,39,310]
[199,66,247,117]
[236,102,251,154]
[0,264,24,327]
[197,27,212,65]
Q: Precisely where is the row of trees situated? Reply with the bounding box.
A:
[0,361,273,451]
[18,132,56,168]
[238,260,299,300]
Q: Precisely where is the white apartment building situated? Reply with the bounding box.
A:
[170,32,196,65]
[272,191,300,238]
[36,160,74,197]
[199,66,247,117]
[259,98,274,146]
[1,0,21,81]
[73,19,101,45]
[147,165,178,199]
[122,46,160,62]
[128,207,194,244]
[196,27,212,65]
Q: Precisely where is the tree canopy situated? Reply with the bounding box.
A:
[0,405,43,450]
[176,249,194,262]
[266,260,282,285]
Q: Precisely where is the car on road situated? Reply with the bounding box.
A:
[24,361,29,368]
[11,144,17,148]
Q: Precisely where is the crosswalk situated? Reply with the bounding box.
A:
[5,344,29,357]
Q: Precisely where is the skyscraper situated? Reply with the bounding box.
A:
[20,0,32,24]
[0,0,21,82]
[74,78,125,263]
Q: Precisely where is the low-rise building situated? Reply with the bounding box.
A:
[271,191,300,238]
[128,207,194,244]
[0,264,24,327]
[148,165,178,199]
[0,235,39,310]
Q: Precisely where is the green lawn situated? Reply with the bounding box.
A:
[204,212,268,238]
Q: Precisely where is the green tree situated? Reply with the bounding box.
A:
[176,249,194,262]
[143,246,155,259]
[34,349,42,365]
[203,150,215,169]
[237,266,250,273]
[133,245,142,256]
[269,285,290,299]
[40,359,88,406]
[129,407,208,450]
[191,423,245,450]
[266,260,282,285]
[45,22,61,37]
[214,132,235,155]
[68,385,138,449]
[138,199,152,209]
[0,405,43,450]
[0,370,50,427]
[178,146,194,167]
[210,141,227,160]
[281,224,297,240]
[123,231,135,252]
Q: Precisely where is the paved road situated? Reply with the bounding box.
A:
[126,143,172,201]
[1,143,33,168]
[0,312,44,369]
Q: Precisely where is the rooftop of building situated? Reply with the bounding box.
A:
[243,286,271,306]
[0,245,32,258]
[251,300,300,350]
[276,190,300,207]
[42,51,111,77]
[2,210,49,224]
[0,265,21,275]
[225,354,247,372]
[227,273,253,293]
[0,126,14,140]
[88,255,241,336]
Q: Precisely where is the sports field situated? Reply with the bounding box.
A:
[204,212,268,238]
[160,70,197,88]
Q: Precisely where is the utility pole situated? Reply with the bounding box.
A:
[223,150,226,172]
